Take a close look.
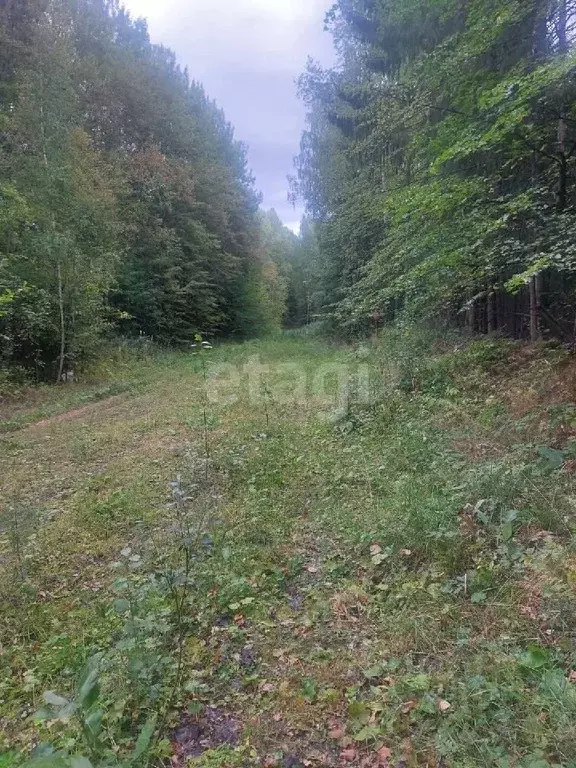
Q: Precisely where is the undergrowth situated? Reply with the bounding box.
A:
[1,329,575,767]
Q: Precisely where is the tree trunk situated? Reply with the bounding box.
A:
[557,118,568,212]
[467,300,476,334]
[558,153,568,211]
[56,258,66,382]
[534,11,549,58]
[529,275,542,342]
[487,289,496,334]
[41,101,67,382]
[536,271,544,337]
[558,0,568,53]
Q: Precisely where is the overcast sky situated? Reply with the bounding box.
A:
[121,0,335,232]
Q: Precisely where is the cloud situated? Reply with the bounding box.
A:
[122,0,334,227]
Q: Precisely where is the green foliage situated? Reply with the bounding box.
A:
[3,334,576,765]
[293,0,576,339]
[0,0,288,380]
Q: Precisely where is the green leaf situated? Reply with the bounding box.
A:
[500,522,513,542]
[240,597,255,606]
[69,758,94,768]
[79,676,100,710]
[471,591,487,603]
[42,691,69,708]
[83,710,103,742]
[519,645,550,670]
[114,598,131,615]
[354,724,381,741]
[77,656,102,709]
[348,700,370,722]
[363,665,383,679]
[537,446,566,471]
[130,713,158,762]
[30,745,56,759]
[22,756,68,768]
[403,673,431,693]
[301,679,317,702]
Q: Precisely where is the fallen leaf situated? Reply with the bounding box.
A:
[400,549,412,556]
[438,699,451,712]
[377,746,392,766]
[306,564,319,573]
[329,727,345,740]
[569,670,576,682]
[401,738,413,758]
[340,748,358,762]
[370,544,382,556]
[401,700,417,714]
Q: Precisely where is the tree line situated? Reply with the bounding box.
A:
[0,0,302,383]
[292,0,576,341]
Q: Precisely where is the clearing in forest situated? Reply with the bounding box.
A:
[1,332,576,768]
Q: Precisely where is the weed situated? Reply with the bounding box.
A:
[2,332,576,767]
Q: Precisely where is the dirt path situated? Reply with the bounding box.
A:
[27,394,127,429]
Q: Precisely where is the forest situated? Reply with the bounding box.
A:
[0,0,304,385]
[3,2,576,768]
[4,0,576,384]
[293,0,576,342]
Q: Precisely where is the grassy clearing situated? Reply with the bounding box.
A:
[1,332,576,767]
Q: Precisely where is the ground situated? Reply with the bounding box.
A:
[1,331,576,768]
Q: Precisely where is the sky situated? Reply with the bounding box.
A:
[120,0,336,233]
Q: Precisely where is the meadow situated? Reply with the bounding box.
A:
[1,331,576,767]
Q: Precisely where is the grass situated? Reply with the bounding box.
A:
[1,331,576,767]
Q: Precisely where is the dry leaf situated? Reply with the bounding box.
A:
[370,544,382,556]
[401,738,413,760]
[400,549,412,556]
[340,748,358,762]
[569,670,576,682]
[438,699,451,712]
[401,700,417,714]
[377,745,392,766]
[329,727,345,740]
